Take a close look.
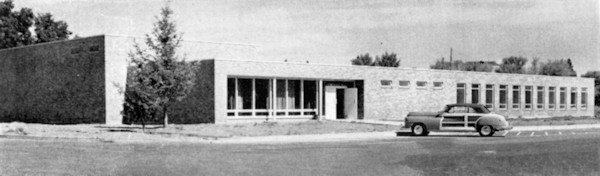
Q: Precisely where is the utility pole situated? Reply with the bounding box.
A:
[449,48,453,69]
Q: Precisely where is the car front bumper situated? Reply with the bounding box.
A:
[495,125,513,131]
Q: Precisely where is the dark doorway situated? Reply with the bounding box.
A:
[336,89,345,119]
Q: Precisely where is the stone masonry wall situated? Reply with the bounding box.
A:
[214,59,595,122]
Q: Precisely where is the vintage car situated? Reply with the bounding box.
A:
[404,104,512,136]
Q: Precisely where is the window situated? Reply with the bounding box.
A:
[288,80,301,109]
[303,81,317,109]
[499,85,507,109]
[549,87,556,109]
[536,86,544,109]
[559,87,566,109]
[570,87,577,110]
[276,80,286,110]
[525,86,532,110]
[416,81,428,89]
[512,85,520,109]
[433,82,443,89]
[380,80,392,87]
[255,79,270,109]
[457,83,466,104]
[582,88,588,110]
[485,84,494,109]
[471,84,480,104]
[227,78,236,110]
[238,78,253,110]
[399,80,410,88]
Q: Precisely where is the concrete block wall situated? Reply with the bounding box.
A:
[213,59,595,122]
[0,36,107,123]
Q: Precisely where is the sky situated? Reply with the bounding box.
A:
[14,0,600,75]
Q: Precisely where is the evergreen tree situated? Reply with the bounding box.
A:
[351,53,374,66]
[125,4,196,129]
[374,52,400,67]
[496,56,528,74]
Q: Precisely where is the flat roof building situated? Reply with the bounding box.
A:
[0,35,595,124]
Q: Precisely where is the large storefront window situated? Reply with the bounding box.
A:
[303,81,317,109]
[238,78,253,110]
[287,80,301,109]
[227,77,319,118]
[457,83,465,104]
[512,85,520,109]
[255,79,270,110]
[471,84,480,104]
[499,85,507,109]
[485,84,493,109]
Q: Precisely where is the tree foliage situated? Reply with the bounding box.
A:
[461,62,494,72]
[540,59,577,77]
[34,13,71,43]
[0,0,71,49]
[581,71,600,106]
[374,52,400,67]
[496,56,528,74]
[124,5,196,129]
[351,53,374,66]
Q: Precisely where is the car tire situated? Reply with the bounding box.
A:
[411,124,429,136]
[478,125,495,137]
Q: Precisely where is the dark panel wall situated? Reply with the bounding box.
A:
[0,36,106,123]
[169,60,215,123]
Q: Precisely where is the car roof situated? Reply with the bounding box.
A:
[446,104,486,108]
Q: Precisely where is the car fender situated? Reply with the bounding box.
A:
[475,114,505,130]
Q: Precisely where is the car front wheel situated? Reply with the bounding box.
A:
[411,124,429,136]
[478,125,495,136]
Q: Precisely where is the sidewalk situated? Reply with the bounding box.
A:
[2,122,600,144]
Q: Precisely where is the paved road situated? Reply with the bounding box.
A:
[1,129,600,175]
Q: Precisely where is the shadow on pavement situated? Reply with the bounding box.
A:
[395,131,504,138]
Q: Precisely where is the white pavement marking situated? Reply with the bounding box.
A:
[516,131,521,136]
[502,131,508,136]
[530,132,535,136]
[558,131,562,135]
[545,132,548,136]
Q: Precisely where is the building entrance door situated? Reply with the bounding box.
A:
[325,86,357,120]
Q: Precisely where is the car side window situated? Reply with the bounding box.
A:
[448,106,467,113]
[466,107,476,113]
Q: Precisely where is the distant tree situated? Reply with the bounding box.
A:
[0,0,71,49]
[540,59,577,77]
[566,58,577,76]
[526,58,542,75]
[33,13,72,43]
[430,57,451,70]
[461,62,494,72]
[581,71,600,106]
[351,53,374,66]
[496,56,528,74]
[124,4,196,129]
[374,52,400,67]
[0,0,34,48]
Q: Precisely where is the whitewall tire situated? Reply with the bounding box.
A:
[411,124,429,136]
[478,125,495,137]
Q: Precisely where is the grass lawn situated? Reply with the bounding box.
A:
[148,120,398,138]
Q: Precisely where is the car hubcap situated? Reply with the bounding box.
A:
[414,126,423,135]
[482,126,491,135]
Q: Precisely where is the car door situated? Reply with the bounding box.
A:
[465,107,483,129]
[440,106,470,131]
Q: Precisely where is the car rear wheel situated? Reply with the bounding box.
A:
[411,124,429,136]
[478,125,495,136]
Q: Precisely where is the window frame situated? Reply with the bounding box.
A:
[398,80,410,89]
[416,81,428,89]
[380,80,393,87]
[457,83,466,104]
[548,87,556,110]
[536,86,544,110]
[485,84,494,110]
[524,86,532,110]
[512,85,520,110]
[559,87,566,110]
[581,87,588,110]
[433,81,443,89]
[499,85,507,110]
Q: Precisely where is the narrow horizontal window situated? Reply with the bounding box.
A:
[398,80,410,88]
[380,80,392,86]
[433,82,443,89]
[416,81,427,88]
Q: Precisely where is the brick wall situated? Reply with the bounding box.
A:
[0,36,107,123]
[213,59,595,122]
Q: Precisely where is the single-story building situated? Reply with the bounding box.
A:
[0,35,595,125]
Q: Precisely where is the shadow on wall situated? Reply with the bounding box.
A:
[122,60,215,125]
